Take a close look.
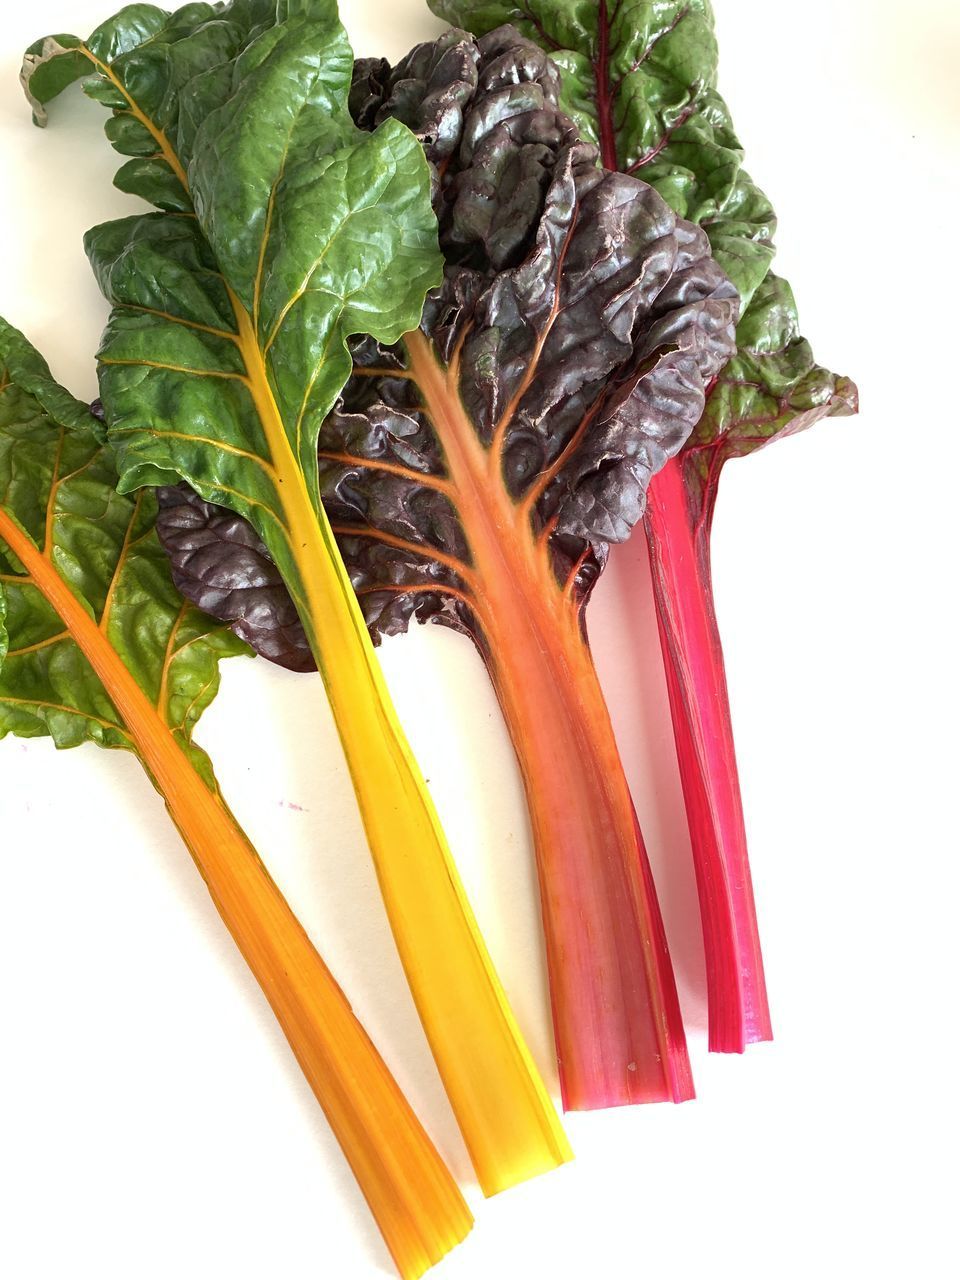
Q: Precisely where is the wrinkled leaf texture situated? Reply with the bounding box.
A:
[427,0,858,512]
[0,316,248,788]
[431,0,774,303]
[158,25,739,669]
[425,2,856,1060]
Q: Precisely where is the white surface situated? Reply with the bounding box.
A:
[1,1,957,1277]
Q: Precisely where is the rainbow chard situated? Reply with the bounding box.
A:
[23,0,570,1187]
[428,0,858,1051]
[158,27,739,1110]
[0,317,472,1280]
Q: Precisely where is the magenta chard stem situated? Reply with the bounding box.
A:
[644,458,772,1051]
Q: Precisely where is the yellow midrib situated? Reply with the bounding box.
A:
[77,36,407,739]
[83,46,190,189]
[227,293,376,670]
[0,502,473,1276]
[231,308,572,1192]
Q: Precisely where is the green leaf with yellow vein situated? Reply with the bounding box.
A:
[0,316,248,785]
[25,0,442,650]
[84,106,439,642]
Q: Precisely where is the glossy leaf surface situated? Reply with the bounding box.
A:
[156,483,313,671]
[0,315,246,782]
[160,26,737,657]
[428,0,775,304]
[26,1,440,633]
[426,1,856,467]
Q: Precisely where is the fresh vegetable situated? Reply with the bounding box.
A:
[0,315,473,1280]
[157,26,740,1110]
[427,0,858,1051]
[23,0,570,1188]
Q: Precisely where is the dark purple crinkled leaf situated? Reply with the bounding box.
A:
[427,0,777,308]
[426,2,858,481]
[156,485,313,673]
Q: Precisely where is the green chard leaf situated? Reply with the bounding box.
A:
[686,273,858,522]
[0,316,249,787]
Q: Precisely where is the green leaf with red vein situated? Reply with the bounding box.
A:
[685,272,858,528]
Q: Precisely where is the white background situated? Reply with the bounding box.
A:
[1,1,957,1277]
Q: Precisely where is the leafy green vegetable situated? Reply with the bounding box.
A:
[156,26,741,1110]
[24,0,570,1190]
[0,313,474,1280]
[27,1,440,650]
[428,0,858,1052]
